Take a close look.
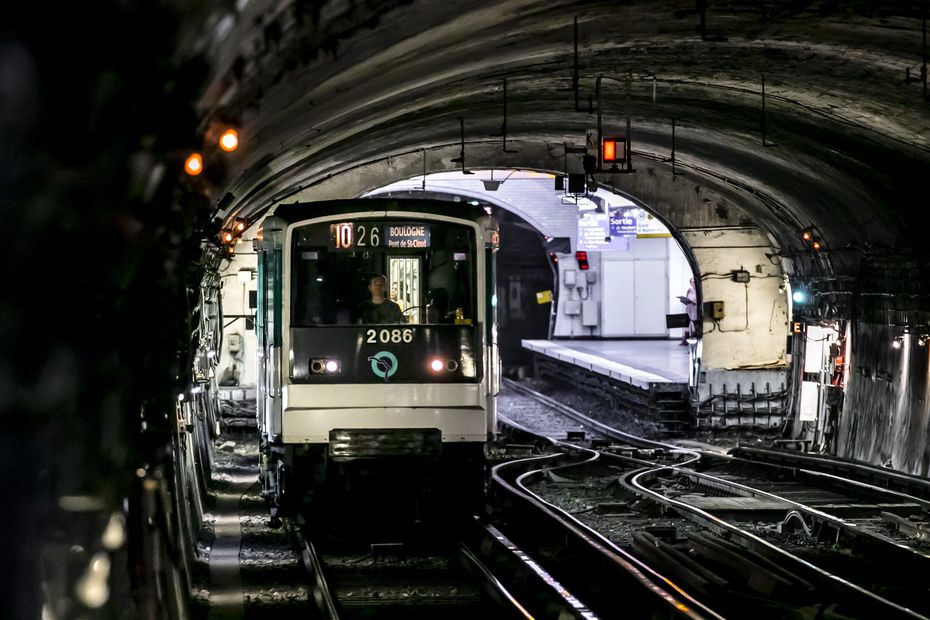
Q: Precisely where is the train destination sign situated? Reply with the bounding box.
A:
[330,221,431,251]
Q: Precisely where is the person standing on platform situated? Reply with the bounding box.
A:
[678,277,697,345]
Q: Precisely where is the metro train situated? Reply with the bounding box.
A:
[254,198,500,524]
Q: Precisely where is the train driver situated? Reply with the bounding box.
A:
[358,274,407,324]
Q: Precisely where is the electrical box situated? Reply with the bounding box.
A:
[585,270,598,284]
[799,381,820,421]
[703,301,725,320]
[568,173,586,194]
[564,269,577,286]
[582,301,599,326]
[228,333,243,354]
[731,269,751,283]
[564,300,581,315]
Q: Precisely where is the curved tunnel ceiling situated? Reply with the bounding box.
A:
[190,0,930,280]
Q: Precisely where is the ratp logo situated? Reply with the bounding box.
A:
[368,351,398,380]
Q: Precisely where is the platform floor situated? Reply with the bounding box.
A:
[522,339,689,389]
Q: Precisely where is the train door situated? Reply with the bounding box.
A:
[389,256,421,323]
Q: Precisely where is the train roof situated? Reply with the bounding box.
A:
[271,197,490,224]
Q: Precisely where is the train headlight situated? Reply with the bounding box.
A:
[429,358,459,373]
[310,358,340,374]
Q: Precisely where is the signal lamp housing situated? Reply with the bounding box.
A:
[601,137,625,164]
[575,251,589,271]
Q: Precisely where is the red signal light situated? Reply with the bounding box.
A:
[603,139,617,162]
[575,251,589,271]
[601,137,624,164]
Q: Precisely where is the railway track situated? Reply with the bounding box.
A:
[730,446,930,502]
[497,379,930,619]
[490,445,715,619]
[294,517,596,619]
[631,460,930,617]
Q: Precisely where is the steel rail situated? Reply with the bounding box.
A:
[625,466,928,620]
[730,446,930,501]
[492,447,721,619]
[292,521,340,620]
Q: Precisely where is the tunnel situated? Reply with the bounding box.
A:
[4,1,930,617]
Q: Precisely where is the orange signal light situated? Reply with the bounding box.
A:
[184,152,203,176]
[222,231,233,243]
[219,128,239,152]
[603,138,617,163]
[235,220,246,232]
[801,230,812,241]
[812,240,822,251]
[602,137,624,164]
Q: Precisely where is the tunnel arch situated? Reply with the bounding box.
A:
[358,167,706,325]
[262,154,791,404]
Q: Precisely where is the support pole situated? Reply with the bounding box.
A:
[596,77,602,171]
[626,69,632,171]
[698,0,707,41]
[761,73,767,146]
[573,16,579,111]
[920,10,927,101]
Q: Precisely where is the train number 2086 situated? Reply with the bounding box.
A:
[366,328,414,344]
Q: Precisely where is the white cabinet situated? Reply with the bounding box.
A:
[601,259,668,337]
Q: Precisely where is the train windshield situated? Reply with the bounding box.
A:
[290,219,477,327]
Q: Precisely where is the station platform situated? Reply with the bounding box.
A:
[521,339,689,388]
[521,339,692,426]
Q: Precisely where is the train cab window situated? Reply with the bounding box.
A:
[290,220,476,327]
[388,257,421,323]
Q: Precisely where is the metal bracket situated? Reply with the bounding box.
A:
[489,78,519,153]
[450,117,474,175]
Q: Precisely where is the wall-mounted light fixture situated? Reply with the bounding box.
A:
[800,226,824,252]
[184,152,203,176]
[219,128,239,152]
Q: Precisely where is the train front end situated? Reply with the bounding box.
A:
[255,199,499,525]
